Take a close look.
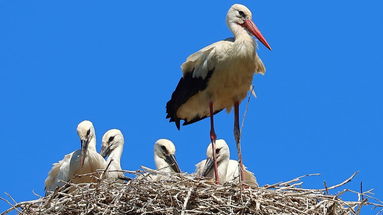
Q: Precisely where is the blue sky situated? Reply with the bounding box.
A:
[1,0,382,213]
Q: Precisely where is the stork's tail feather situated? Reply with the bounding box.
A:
[166,103,181,130]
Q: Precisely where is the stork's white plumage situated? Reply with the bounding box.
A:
[195,139,230,184]
[44,152,73,194]
[195,139,257,186]
[44,120,107,194]
[226,160,258,186]
[154,139,181,173]
[166,4,271,184]
[100,129,125,179]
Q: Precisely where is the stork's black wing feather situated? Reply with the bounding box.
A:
[182,109,223,126]
[166,69,216,129]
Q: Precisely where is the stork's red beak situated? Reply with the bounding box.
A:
[243,19,272,50]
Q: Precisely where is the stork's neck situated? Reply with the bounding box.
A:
[216,158,229,184]
[107,144,123,164]
[229,22,256,53]
[87,136,97,152]
[154,154,172,172]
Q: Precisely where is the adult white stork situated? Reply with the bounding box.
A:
[154,139,181,173]
[166,4,271,184]
[100,129,125,179]
[44,120,107,194]
[195,139,258,186]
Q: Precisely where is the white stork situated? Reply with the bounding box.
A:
[100,129,125,179]
[195,139,230,184]
[195,139,258,186]
[154,139,181,173]
[45,120,107,194]
[166,4,271,184]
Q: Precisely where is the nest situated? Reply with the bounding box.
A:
[1,170,382,215]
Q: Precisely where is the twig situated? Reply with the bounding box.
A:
[4,193,17,205]
[0,196,22,215]
[265,173,320,188]
[181,187,193,215]
[317,171,359,192]
[101,158,114,179]
[324,181,329,195]
[240,89,253,134]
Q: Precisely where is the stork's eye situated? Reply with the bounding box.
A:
[108,136,115,142]
[86,129,90,136]
[215,148,221,154]
[161,145,168,154]
[238,10,246,18]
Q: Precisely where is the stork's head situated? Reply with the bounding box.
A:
[154,139,181,173]
[100,129,124,158]
[201,139,230,177]
[77,120,96,167]
[227,4,271,50]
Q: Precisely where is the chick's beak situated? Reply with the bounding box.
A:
[100,144,112,158]
[80,139,89,167]
[165,154,181,173]
[201,158,214,177]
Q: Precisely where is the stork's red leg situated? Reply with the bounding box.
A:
[209,102,219,184]
[234,101,245,184]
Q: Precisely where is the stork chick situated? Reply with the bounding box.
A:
[45,120,106,194]
[196,139,258,186]
[100,129,125,179]
[154,139,181,173]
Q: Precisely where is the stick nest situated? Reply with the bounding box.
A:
[2,170,382,215]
